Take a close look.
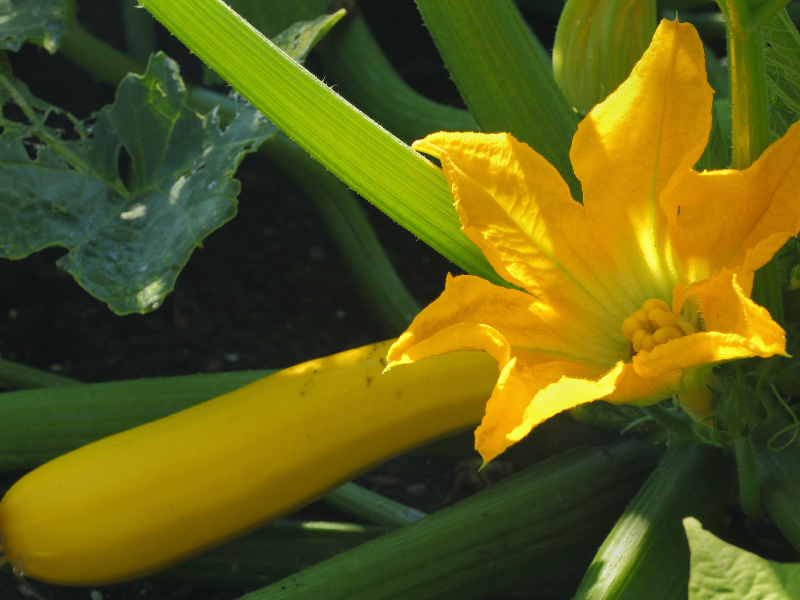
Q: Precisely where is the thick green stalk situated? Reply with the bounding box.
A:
[415,0,582,201]
[0,359,80,389]
[135,0,504,286]
[572,442,731,600]
[639,403,698,440]
[719,0,770,168]
[59,17,422,335]
[734,435,763,519]
[159,520,392,590]
[719,0,786,322]
[321,483,427,527]
[121,0,158,65]
[0,371,274,471]
[240,438,662,600]
[316,15,478,145]
[754,401,800,552]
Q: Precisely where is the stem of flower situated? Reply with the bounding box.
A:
[726,16,770,168]
[638,403,697,441]
[721,0,786,324]
[734,434,763,519]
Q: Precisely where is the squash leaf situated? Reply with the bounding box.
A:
[0,52,275,314]
[684,517,800,600]
[764,9,800,140]
[0,0,66,53]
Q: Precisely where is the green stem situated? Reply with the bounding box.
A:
[159,520,392,590]
[0,359,80,389]
[726,17,771,168]
[0,370,275,471]
[321,483,427,527]
[749,0,794,33]
[721,0,786,322]
[752,259,787,328]
[572,442,731,600]
[734,435,763,519]
[754,400,800,552]
[639,403,698,440]
[241,438,662,600]
[415,0,582,201]
[316,16,478,145]
[121,0,158,65]
[58,13,421,335]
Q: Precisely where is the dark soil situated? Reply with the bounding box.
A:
[0,1,570,599]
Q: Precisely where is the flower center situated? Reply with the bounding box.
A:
[621,298,697,354]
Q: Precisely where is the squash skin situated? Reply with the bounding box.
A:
[0,340,497,585]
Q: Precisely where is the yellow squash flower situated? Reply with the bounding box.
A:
[386,19,800,463]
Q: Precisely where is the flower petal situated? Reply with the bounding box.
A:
[571,19,712,299]
[474,356,615,462]
[386,274,624,372]
[662,120,800,281]
[412,132,633,331]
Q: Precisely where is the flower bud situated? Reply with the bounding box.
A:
[553,0,657,114]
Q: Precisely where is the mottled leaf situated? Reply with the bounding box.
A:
[0,52,275,314]
[764,9,800,141]
[685,517,800,600]
[0,0,66,53]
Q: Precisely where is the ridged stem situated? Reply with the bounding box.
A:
[241,438,662,600]
[321,483,427,527]
[415,0,582,201]
[121,0,158,65]
[316,15,477,145]
[754,401,800,552]
[572,441,732,600]
[720,0,787,328]
[0,371,274,471]
[158,520,392,590]
[639,403,697,440]
[734,435,763,519]
[0,359,80,389]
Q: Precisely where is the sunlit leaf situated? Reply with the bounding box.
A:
[0,52,275,314]
[0,0,66,53]
[684,517,800,600]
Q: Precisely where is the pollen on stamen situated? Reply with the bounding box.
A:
[623,298,693,355]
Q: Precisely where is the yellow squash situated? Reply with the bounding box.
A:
[0,340,496,585]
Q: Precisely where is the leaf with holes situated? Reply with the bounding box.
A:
[0,51,276,314]
[764,9,800,141]
[0,0,66,53]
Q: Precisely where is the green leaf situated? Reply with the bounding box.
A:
[684,517,800,600]
[272,11,345,62]
[0,0,66,53]
[0,52,275,314]
[764,9,800,140]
